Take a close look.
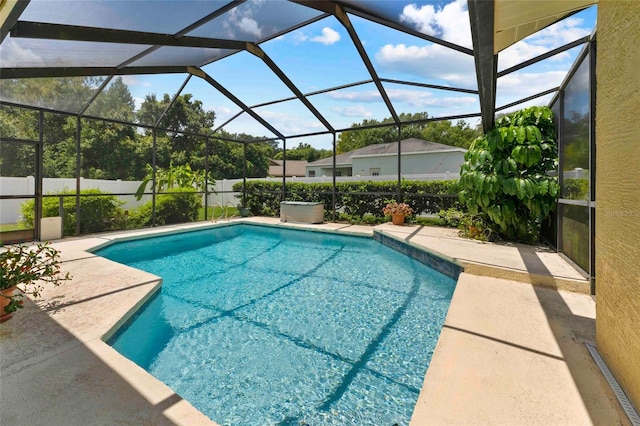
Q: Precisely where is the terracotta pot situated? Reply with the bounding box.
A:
[391,213,405,225]
[0,287,20,323]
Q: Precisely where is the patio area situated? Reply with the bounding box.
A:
[0,218,629,425]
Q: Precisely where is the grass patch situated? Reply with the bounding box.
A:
[412,216,445,226]
[0,223,32,232]
[198,206,239,220]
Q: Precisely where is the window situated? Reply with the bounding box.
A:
[335,171,342,177]
[308,170,315,177]
[370,168,380,176]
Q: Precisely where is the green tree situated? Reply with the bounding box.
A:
[0,77,141,179]
[136,93,166,127]
[273,142,332,162]
[336,112,479,153]
[208,131,274,178]
[421,120,480,149]
[0,77,95,113]
[77,78,139,179]
[458,106,559,242]
[85,77,135,121]
[0,78,100,178]
[137,93,215,170]
[80,119,139,179]
[1,78,277,180]
[0,106,39,176]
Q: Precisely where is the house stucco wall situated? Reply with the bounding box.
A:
[305,149,466,177]
[305,166,352,177]
[595,0,640,411]
[353,152,464,176]
[352,151,464,176]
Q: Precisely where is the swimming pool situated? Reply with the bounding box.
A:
[97,224,457,425]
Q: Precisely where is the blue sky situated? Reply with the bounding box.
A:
[5,0,597,149]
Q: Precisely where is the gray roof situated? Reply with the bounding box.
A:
[307,139,466,167]
[268,159,308,177]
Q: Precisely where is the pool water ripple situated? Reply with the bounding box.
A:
[100,225,456,425]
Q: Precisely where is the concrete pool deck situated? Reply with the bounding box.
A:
[0,218,629,425]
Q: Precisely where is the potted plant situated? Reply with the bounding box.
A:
[0,242,71,322]
[238,205,250,217]
[383,200,414,225]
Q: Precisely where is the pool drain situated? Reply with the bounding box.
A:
[585,342,640,426]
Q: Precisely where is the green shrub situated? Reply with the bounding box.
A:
[563,178,589,200]
[338,212,387,225]
[413,216,445,226]
[128,187,201,228]
[457,213,496,242]
[459,106,559,242]
[233,179,461,222]
[21,189,125,236]
[438,208,465,228]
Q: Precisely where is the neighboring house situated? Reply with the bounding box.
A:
[268,159,308,177]
[305,138,467,177]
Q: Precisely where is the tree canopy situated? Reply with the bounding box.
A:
[0,77,275,180]
[273,143,332,162]
[337,112,480,153]
[2,78,480,181]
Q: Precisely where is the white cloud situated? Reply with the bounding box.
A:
[531,17,591,46]
[0,40,44,67]
[326,90,382,103]
[259,110,325,134]
[292,27,341,46]
[497,43,551,70]
[497,70,566,100]
[387,88,477,109]
[497,93,556,115]
[133,97,144,110]
[326,88,476,110]
[121,76,151,87]
[210,105,235,124]
[499,17,591,70]
[311,27,341,45]
[383,3,594,107]
[375,43,477,87]
[239,17,262,38]
[400,0,472,48]
[332,105,373,118]
[292,32,309,43]
[223,3,263,39]
[215,106,234,115]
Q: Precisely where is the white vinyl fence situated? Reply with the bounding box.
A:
[0,177,151,224]
[0,173,461,224]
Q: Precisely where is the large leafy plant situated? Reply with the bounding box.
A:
[459,106,559,242]
[135,162,214,200]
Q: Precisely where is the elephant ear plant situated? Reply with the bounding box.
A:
[0,243,71,320]
[459,106,559,242]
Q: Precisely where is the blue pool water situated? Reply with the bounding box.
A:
[97,224,457,425]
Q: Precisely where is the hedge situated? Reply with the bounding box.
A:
[128,187,201,228]
[232,179,461,219]
[563,178,589,200]
[21,189,125,236]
